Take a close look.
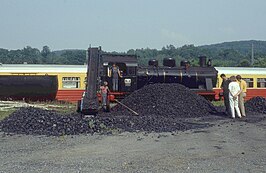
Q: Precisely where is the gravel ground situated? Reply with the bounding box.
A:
[1,112,266,173]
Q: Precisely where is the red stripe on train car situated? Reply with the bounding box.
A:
[245,88,266,100]
[56,90,85,103]
[56,90,130,103]
[213,88,266,101]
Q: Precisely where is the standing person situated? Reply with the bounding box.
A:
[220,74,231,116]
[236,75,247,117]
[228,76,242,119]
[100,81,110,109]
[110,63,122,91]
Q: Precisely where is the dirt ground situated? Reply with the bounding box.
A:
[0,113,266,173]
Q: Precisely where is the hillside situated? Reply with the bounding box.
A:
[129,40,266,67]
[199,40,266,55]
[0,40,265,67]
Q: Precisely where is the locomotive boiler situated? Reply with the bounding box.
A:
[137,57,218,99]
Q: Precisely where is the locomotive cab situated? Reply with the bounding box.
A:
[101,54,138,98]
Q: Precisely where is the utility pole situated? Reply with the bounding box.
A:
[251,43,254,66]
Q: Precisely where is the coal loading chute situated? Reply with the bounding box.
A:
[80,47,101,114]
[0,75,58,101]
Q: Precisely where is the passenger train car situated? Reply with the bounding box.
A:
[0,63,265,102]
[214,67,266,100]
[0,64,87,102]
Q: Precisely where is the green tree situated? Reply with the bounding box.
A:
[7,49,22,64]
[41,46,51,63]
[238,59,251,67]
[60,50,86,64]
[21,46,42,64]
[0,48,9,64]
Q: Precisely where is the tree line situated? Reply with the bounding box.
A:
[0,46,86,65]
[0,40,266,67]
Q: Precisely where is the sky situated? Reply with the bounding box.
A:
[0,0,266,52]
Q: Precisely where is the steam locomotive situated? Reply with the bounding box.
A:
[78,47,218,113]
[100,52,218,100]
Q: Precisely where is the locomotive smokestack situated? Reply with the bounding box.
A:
[199,56,207,67]
[163,58,176,67]
[148,59,158,67]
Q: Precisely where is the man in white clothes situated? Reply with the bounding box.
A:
[228,75,242,119]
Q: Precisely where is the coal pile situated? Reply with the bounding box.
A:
[0,83,217,136]
[96,83,217,132]
[0,108,213,136]
[0,107,105,136]
[109,83,217,117]
[245,97,266,114]
[96,115,212,133]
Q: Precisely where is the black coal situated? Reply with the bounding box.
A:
[0,84,218,136]
[245,96,266,114]
[108,83,217,117]
[0,107,102,136]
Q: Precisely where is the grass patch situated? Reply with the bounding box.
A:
[211,100,224,107]
[27,100,77,114]
[0,109,16,121]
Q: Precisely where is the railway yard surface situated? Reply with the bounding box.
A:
[0,114,265,173]
[0,84,266,173]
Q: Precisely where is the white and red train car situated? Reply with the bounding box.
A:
[214,67,266,100]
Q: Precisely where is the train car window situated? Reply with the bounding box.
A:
[243,78,254,88]
[62,77,80,88]
[257,78,266,88]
